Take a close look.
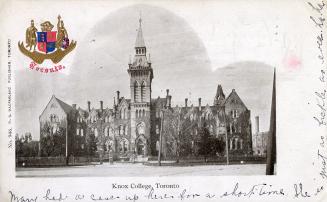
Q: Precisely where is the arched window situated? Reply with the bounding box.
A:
[141,81,146,102]
[119,138,129,153]
[76,128,80,135]
[109,128,113,137]
[104,127,108,136]
[136,110,138,118]
[137,122,145,135]
[94,128,98,137]
[119,125,122,135]
[234,139,237,150]
[124,108,127,119]
[134,81,140,102]
[142,109,145,117]
[156,125,159,134]
[124,125,127,135]
[81,129,84,137]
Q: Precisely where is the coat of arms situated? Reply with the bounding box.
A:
[18,15,76,64]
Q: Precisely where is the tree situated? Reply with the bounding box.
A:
[162,106,197,162]
[15,133,39,157]
[86,133,97,157]
[40,122,65,157]
[198,124,211,162]
[211,137,225,156]
[15,133,23,157]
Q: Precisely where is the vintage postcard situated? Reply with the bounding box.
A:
[0,0,326,201]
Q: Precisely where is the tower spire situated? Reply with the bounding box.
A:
[135,14,145,48]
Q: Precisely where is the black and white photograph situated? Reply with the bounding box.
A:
[0,1,326,202]
[14,4,276,177]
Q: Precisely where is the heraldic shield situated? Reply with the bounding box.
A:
[18,15,76,64]
[37,31,57,53]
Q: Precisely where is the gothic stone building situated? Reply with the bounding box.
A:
[39,19,253,161]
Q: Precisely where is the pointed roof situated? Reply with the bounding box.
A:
[135,18,145,48]
[214,84,225,105]
[39,95,74,119]
[224,89,248,110]
[55,96,74,114]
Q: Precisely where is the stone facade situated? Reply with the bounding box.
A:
[39,18,253,161]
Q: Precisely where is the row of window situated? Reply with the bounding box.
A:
[120,108,128,119]
[77,117,83,123]
[231,110,239,118]
[228,122,241,134]
[76,109,239,123]
[136,48,145,55]
[76,139,129,154]
[78,125,128,137]
[136,109,146,118]
[49,114,59,122]
[76,123,240,137]
[104,116,113,122]
[230,138,243,150]
[134,81,147,102]
[76,128,84,136]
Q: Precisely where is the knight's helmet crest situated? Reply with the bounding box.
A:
[18,15,77,64]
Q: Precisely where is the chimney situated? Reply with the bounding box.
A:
[72,104,76,109]
[168,95,172,108]
[255,116,259,133]
[100,101,103,112]
[198,98,202,110]
[116,91,120,104]
[185,98,188,107]
[87,101,91,112]
[166,89,169,97]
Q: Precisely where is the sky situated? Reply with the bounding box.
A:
[12,3,287,140]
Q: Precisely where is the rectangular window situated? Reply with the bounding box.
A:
[156,124,159,134]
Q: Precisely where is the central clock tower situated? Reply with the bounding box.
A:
[127,18,153,156]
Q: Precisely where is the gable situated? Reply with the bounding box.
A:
[225,90,247,110]
[118,97,130,109]
[39,96,68,122]
[224,90,248,116]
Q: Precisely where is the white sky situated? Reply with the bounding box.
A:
[4,0,311,140]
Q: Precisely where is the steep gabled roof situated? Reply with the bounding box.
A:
[118,97,131,109]
[39,95,73,119]
[224,89,248,110]
[55,97,74,114]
